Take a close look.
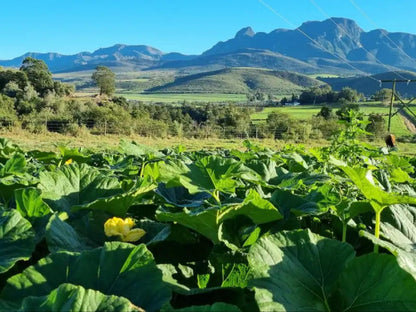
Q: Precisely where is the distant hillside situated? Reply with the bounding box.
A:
[147,67,323,94]
[320,71,416,96]
[156,49,322,74]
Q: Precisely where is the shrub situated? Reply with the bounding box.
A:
[365,113,386,140]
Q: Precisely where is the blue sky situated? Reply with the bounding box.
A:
[1,0,415,60]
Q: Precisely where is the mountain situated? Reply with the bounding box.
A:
[198,17,416,74]
[2,17,416,74]
[146,67,322,94]
[0,44,196,72]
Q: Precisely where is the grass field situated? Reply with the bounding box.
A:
[250,103,416,137]
[251,106,322,121]
[118,93,247,103]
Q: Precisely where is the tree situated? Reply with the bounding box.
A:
[0,69,29,91]
[338,87,359,103]
[266,111,292,139]
[336,103,360,122]
[316,106,334,120]
[20,57,54,96]
[91,66,115,96]
[366,113,385,139]
[299,85,335,104]
[372,88,392,103]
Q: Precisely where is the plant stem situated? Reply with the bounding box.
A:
[212,189,221,205]
[139,161,146,178]
[322,287,331,312]
[374,210,381,253]
[342,222,347,243]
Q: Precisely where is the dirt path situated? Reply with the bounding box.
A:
[400,111,416,134]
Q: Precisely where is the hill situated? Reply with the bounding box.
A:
[320,71,416,96]
[146,67,323,94]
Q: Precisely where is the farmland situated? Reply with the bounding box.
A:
[120,92,247,103]
[2,54,416,311]
[251,102,416,137]
[1,123,416,311]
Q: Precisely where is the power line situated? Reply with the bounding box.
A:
[309,0,410,81]
[348,0,416,68]
[257,0,381,85]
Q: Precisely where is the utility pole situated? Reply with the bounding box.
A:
[387,80,395,132]
[381,79,416,133]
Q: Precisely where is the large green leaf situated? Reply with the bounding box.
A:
[57,146,93,164]
[71,178,157,216]
[248,230,355,312]
[159,156,258,195]
[19,283,142,312]
[340,166,416,212]
[0,154,37,206]
[0,242,171,312]
[270,189,328,216]
[45,213,89,253]
[360,230,416,281]
[361,204,416,280]
[39,163,121,212]
[14,187,52,218]
[0,209,36,273]
[119,139,164,158]
[219,216,260,250]
[218,189,283,224]
[156,184,211,208]
[243,159,278,186]
[380,204,416,251]
[0,138,22,160]
[156,206,219,244]
[0,153,26,176]
[39,163,155,216]
[162,302,241,312]
[335,254,416,311]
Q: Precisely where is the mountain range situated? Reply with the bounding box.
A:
[2,17,416,75]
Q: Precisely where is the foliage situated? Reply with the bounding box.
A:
[266,111,291,139]
[316,105,335,120]
[372,88,393,102]
[366,113,386,139]
[0,115,416,310]
[92,66,116,96]
[20,57,54,97]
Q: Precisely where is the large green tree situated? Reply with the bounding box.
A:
[20,57,54,96]
[91,66,115,96]
[338,87,360,103]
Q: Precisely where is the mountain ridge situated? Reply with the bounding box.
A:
[2,17,416,74]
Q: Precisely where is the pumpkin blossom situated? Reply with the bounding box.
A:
[64,158,73,165]
[104,217,146,242]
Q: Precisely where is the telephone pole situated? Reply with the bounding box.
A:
[380,79,416,133]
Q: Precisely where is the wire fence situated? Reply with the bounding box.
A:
[0,117,325,140]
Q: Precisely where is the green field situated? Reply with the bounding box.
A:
[119,92,247,103]
[251,105,322,121]
[251,103,416,137]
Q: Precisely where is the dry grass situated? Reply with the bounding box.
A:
[0,128,414,155]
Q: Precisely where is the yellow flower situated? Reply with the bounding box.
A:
[64,159,73,165]
[104,217,146,242]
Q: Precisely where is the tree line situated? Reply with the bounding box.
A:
[0,58,387,142]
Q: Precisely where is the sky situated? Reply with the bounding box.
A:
[1,0,416,60]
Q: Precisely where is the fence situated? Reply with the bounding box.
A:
[0,117,325,142]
